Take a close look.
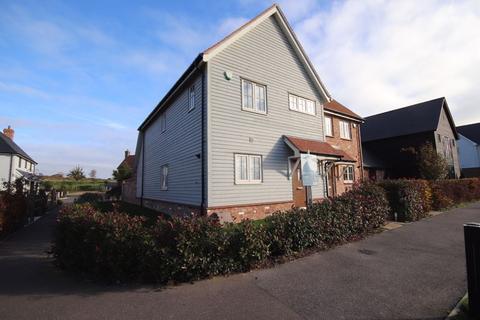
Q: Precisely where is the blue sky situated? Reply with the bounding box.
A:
[1,0,479,177]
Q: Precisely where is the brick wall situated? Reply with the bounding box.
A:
[325,114,363,195]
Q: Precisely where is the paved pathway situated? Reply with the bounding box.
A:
[1,202,479,320]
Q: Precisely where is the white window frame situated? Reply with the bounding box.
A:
[241,79,267,114]
[343,165,354,183]
[160,113,166,133]
[288,93,316,116]
[234,154,263,184]
[325,116,333,137]
[188,85,195,112]
[160,164,168,190]
[340,120,351,140]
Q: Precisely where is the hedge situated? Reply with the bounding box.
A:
[377,178,480,221]
[53,182,389,284]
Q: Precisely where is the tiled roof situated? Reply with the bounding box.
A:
[285,136,355,161]
[118,155,135,170]
[361,97,458,142]
[0,132,36,163]
[457,123,480,144]
[324,99,362,120]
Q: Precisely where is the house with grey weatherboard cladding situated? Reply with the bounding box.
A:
[133,4,363,221]
[456,123,480,177]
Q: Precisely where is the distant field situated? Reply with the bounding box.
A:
[42,179,108,192]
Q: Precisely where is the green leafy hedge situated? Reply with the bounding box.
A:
[53,183,389,284]
[377,178,480,221]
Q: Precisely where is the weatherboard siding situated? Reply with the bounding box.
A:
[140,73,203,206]
[207,15,327,207]
[434,107,461,177]
[458,134,480,169]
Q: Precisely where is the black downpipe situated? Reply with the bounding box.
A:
[200,66,206,214]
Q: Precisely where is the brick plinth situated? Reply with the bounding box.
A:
[141,198,201,217]
[207,201,295,222]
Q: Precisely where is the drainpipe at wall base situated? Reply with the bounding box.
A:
[140,131,145,208]
[358,123,365,181]
[200,62,206,215]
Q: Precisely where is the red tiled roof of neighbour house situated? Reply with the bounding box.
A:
[118,155,135,170]
[324,99,363,121]
[285,136,345,158]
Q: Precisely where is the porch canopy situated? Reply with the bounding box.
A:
[283,135,355,162]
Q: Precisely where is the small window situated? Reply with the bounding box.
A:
[235,154,262,184]
[288,93,316,115]
[340,121,351,139]
[344,165,354,182]
[241,79,266,114]
[30,162,32,171]
[188,85,195,111]
[25,161,28,169]
[160,113,166,133]
[325,116,333,137]
[160,165,168,190]
[18,158,21,167]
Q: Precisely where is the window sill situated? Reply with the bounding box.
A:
[241,108,267,116]
[288,108,317,117]
[234,181,263,185]
[340,137,352,141]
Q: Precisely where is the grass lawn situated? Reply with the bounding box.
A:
[94,201,169,223]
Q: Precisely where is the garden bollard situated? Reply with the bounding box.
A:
[464,223,480,317]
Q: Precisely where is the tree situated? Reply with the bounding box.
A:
[417,142,448,180]
[112,164,132,182]
[89,169,97,179]
[68,166,86,181]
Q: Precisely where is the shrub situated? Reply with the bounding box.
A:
[53,182,388,284]
[378,180,432,222]
[430,178,480,210]
[75,192,104,204]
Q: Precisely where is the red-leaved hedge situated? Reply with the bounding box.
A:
[53,183,389,284]
[378,178,480,221]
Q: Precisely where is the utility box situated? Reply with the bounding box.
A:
[464,223,480,317]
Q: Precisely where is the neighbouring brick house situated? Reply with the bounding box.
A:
[323,100,364,196]
[132,4,365,221]
[116,150,138,204]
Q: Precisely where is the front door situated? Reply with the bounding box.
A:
[291,158,307,207]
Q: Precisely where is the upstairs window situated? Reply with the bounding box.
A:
[160,113,166,133]
[340,121,351,140]
[160,165,168,190]
[235,154,262,184]
[241,79,266,114]
[289,93,316,115]
[29,162,32,171]
[189,85,195,111]
[18,157,21,167]
[343,165,354,183]
[325,116,333,137]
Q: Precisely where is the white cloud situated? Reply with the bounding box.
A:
[294,0,480,125]
[217,17,249,37]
